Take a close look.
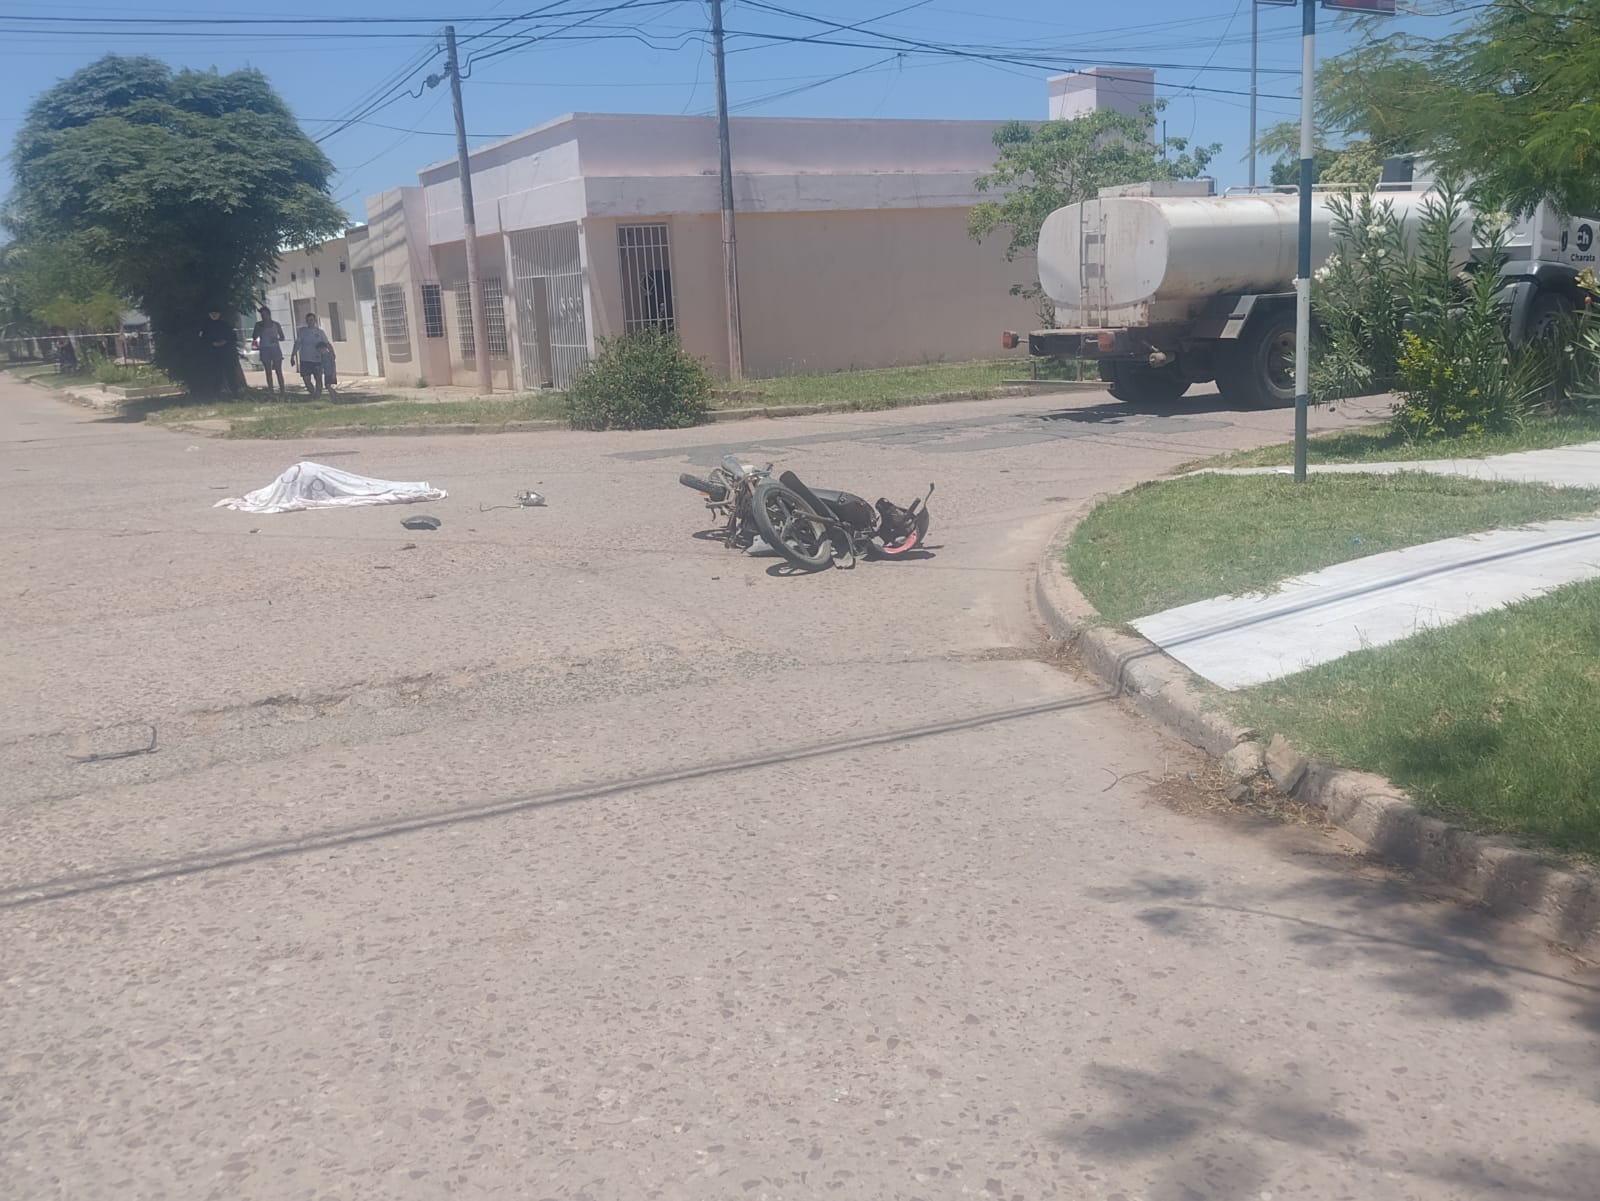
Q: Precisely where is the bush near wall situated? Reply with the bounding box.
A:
[565,328,712,431]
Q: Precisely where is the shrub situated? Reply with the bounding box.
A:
[1311,191,1413,402]
[82,348,172,388]
[1392,182,1545,439]
[565,328,711,431]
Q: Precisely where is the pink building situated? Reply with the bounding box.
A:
[337,111,1038,389]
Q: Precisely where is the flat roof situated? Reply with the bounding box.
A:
[417,110,1016,177]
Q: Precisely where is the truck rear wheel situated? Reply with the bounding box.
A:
[1215,309,1297,408]
[1101,360,1190,404]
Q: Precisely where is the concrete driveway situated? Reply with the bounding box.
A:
[3,380,1597,1201]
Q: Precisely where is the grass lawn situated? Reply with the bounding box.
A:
[1066,472,1600,623]
[1184,409,1600,471]
[146,391,569,438]
[1232,579,1600,859]
[135,358,1042,438]
[723,358,1036,409]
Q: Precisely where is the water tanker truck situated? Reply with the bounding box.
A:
[1005,170,1600,407]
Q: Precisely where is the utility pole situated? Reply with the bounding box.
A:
[709,0,745,381]
[1293,0,1316,482]
[1248,0,1259,188]
[444,25,493,394]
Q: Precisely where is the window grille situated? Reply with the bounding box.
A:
[481,276,510,358]
[377,284,411,363]
[420,284,445,338]
[454,284,475,364]
[618,224,676,332]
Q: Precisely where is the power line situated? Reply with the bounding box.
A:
[722,26,1303,100]
[724,52,904,114]
[0,6,665,26]
[460,0,684,74]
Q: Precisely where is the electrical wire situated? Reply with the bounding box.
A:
[723,52,903,114]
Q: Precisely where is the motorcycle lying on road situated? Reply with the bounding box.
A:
[680,459,932,572]
[679,455,772,550]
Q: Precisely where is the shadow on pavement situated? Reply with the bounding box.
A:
[1070,866,1600,1198]
[1037,392,1271,425]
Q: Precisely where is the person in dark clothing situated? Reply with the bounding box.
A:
[200,308,241,396]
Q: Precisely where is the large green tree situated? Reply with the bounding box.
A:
[7,56,345,389]
[1313,1,1600,214]
[969,107,1217,323]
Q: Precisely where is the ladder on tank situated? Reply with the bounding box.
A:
[1077,198,1109,324]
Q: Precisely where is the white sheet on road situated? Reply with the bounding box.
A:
[1211,439,1600,489]
[213,461,447,515]
[1131,516,1600,689]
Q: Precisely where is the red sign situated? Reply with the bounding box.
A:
[1323,0,1397,11]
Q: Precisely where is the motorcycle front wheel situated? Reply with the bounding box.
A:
[751,479,836,572]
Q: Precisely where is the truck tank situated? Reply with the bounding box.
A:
[1037,191,1466,320]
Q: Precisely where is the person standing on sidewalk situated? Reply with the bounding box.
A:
[252,306,287,396]
[199,308,241,397]
[290,311,332,398]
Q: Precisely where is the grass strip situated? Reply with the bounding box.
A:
[1066,472,1600,623]
[1232,578,1600,859]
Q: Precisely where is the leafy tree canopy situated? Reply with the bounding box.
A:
[970,106,1217,319]
[7,55,346,387]
[0,234,123,322]
[1265,141,1382,191]
[1313,1,1600,215]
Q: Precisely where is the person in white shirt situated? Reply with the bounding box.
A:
[289,312,332,398]
[252,306,286,396]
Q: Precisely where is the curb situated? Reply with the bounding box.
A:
[1034,509,1600,956]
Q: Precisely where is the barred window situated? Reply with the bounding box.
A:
[454,284,475,364]
[618,224,676,332]
[420,284,445,339]
[377,283,411,363]
[481,276,510,358]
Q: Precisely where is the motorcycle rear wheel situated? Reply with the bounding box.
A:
[751,480,836,572]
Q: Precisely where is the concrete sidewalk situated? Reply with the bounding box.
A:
[1213,438,1600,489]
[1138,440,1600,688]
[1134,516,1600,689]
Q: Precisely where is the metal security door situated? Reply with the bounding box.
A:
[508,223,589,390]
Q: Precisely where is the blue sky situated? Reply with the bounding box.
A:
[1,1,1440,224]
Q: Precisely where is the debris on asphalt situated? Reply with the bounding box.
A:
[478,490,547,512]
[213,461,448,515]
[401,515,442,531]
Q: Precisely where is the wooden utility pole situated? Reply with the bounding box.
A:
[709,0,745,381]
[444,25,493,394]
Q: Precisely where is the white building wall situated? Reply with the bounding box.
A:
[1047,68,1156,122]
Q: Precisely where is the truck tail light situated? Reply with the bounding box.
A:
[1097,332,1116,352]
[1001,330,1019,350]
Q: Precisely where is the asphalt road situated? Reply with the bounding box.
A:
[3,379,1597,1201]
